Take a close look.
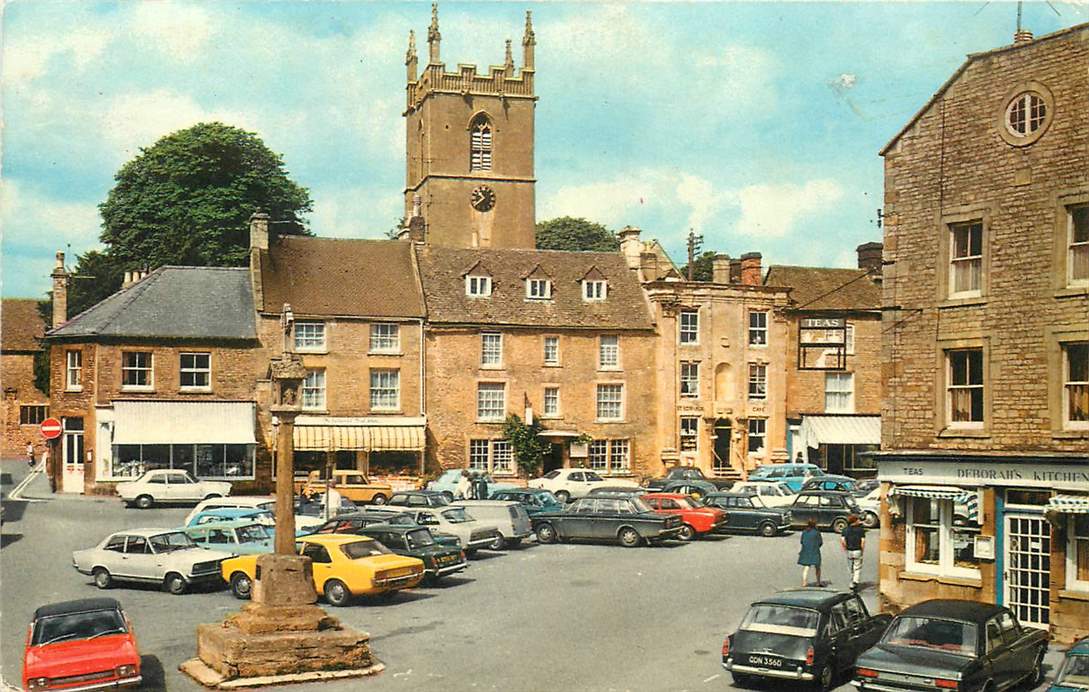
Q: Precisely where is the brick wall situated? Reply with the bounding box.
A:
[1,351,49,458]
[785,313,882,417]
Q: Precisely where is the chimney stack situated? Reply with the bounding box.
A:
[1013,29,1034,45]
[51,251,68,328]
[618,226,644,271]
[249,210,270,251]
[405,194,426,243]
[712,254,731,284]
[740,252,762,286]
[639,251,660,282]
[729,258,742,283]
[856,242,883,274]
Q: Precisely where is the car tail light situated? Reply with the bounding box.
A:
[856,668,878,679]
[805,646,814,665]
[934,679,958,690]
[721,637,731,657]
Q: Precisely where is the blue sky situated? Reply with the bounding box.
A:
[2,1,1084,298]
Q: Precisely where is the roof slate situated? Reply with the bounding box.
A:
[48,267,256,340]
[1,298,46,352]
[260,237,425,318]
[764,265,880,311]
[415,246,654,330]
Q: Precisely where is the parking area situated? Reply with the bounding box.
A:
[0,464,1063,691]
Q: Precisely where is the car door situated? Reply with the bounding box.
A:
[819,494,845,527]
[791,495,818,526]
[123,535,159,580]
[825,601,855,672]
[735,496,761,530]
[997,610,1037,683]
[563,498,595,538]
[983,615,1016,689]
[301,542,335,590]
[840,595,880,660]
[99,533,128,575]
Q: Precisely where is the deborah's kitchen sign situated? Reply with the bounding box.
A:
[878,457,1089,490]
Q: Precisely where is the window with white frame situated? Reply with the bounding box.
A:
[476,382,506,421]
[588,439,629,474]
[1065,342,1089,429]
[470,116,492,171]
[680,416,699,451]
[492,440,513,474]
[679,310,699,344]
[294,322,326,351]
[1070,205,1089,286]
[947,348,984,427]
[680,362,700,398]
[747,419,766,456]
[583,280,607,301]
[543,336,560,365]
[481,332,503,367]
[749,311,768,346]
[596,383,623,421]
[179,352,211,389]
[66,350,82,390]
[465,275,492,297]
[905,496,981,578]
[1005,91,1047,138]
[468,438,514,474]
[748,363,767,400]
[599,335,619,369]
[302,370,326,410]
[369,323,400,353]
[588,440,608,471]
[121,351,153,389]
[825,372,854,413]
[949,221,983,298]
[1068,514,1089,592]
[543,387,560,417]
[845,324,856,355]
[526,278,552,300]
[369,369,400,411]
[468,439,489,471]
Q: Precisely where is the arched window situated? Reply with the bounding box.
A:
[470,115,492,171]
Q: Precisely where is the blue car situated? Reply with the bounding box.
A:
[183,519,273,555]
[1050,637,1089,691]
[748,463,827,492]
[185,507,274,527]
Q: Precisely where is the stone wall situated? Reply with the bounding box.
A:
[1,351,49,458]
[785,313,882,417]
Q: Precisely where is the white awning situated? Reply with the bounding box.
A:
[800,415,880,448]
[293,417,426,452]
[1048,495,1089,514]
[888,485,966,500]
[112,401,256,445]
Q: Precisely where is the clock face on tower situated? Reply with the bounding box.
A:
[470,185,496,212]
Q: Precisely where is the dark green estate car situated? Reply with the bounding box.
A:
[702,492,792,537]
[358,525,468,582]
[489,488,565,516]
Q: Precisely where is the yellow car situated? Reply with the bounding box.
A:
[221,534,424,606]
[297,470,394,505]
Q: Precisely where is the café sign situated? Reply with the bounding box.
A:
[878,457,1089,490]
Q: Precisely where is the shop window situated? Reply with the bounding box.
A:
[121,351,153,389]
[680,416,699,452]
[595,383,624,421]
[543,336,560,365]
[476,382,506,421]
[748,364,767,400]
[681,362,700,398]
[369,323,400,353]
[599,335,620,369]
[302,370,326,411]
[1069,205,1089,286]
[679,310,699,345]
[1064,342,1089,429]
[481,332,503,367]
[109,443,254,480]
[947,348,984,428]
[294,322,326,351]
[20,405,48,425]
[179,352,211,390]
[905,496,981,578]
[1068,514,1089,592]
[748,311,768,346]
[65,350,82,391]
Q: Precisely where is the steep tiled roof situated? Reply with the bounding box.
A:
[1,298,46,352]
[48,267,256,340]
[260,237,424,318]
[416,246,654,330]
[764,266,880,311]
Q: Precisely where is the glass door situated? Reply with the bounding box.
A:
[1003,513,1051,628]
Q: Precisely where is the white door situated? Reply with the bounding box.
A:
[61,418,85,493]
[1003,513,1051,629]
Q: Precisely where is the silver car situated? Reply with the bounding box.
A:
[404,506,502,557]
[72,528,233,594]
[452,500,533,549]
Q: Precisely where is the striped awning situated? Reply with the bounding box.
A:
[293,424,424,452]
[1047,495,1089,514]
[889,485,965,500]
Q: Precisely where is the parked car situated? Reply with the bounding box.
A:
[388,490,452,508]
[356,525,468,582]
[731,481,797,507]
[185,507,275,528]
[527,468,638,503]
[532,495,684,547]
[645,466,734,495]
[294,494,359,520]
[489,488,565,516]
[307,510,462,548]
[853,600,1048,691]
[427,469,517,500]
[800,475,858,494]
[748,463,827,492]
[72,528,232,595]
[183,496,323,531]
[703,492,792,537]
[182,520,272,555]
[789,490,862,532]
[299,470,394,505]
[400,506,502,556]
[853,478,880,496]
[221,534,425,605]
[116,469,231,509]
[22,597,141,691]
[1050,636,1089,692]
[855,487,881,529]
[452,500,533,549]
[642,493,727,540]
[723,588,892,690]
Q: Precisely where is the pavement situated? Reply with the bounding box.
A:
[0,461,1067,691]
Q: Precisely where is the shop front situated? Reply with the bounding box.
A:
[797,414,880,478]
[290,416,426,488]
[877,453,1089,642]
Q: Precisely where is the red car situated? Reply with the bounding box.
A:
[643,492,727,540]
[23,598,141,691]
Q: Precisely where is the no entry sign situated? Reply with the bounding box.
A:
[40,418,62,440]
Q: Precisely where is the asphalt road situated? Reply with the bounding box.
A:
[0,461,1063,691]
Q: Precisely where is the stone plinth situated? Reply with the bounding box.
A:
[252,554,316,605]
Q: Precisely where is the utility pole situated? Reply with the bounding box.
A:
[686,230,703,282]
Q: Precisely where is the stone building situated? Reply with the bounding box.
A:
[1,298,49,459]
[876,24,1089,641]
[765,242,883,478]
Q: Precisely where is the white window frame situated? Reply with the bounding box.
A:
[595,383,624,422]
[179,352,211,391]
[1069,205,1089,287]
[679,310,699,345]
[680,416,699,452]
[369,369,400,411]
[481,332,503,368]
[302,370,326,411]
[543,386,560,417]
[468,439,490,471]
[845,324,856,355]
[582,280,607,301]
[543,336,560,366]
[66,350,83,391]
[1064,342,1089,430]
[467,438,513,474]
[476,382,506,422]
[1005,91,1047,138]
[526,278,552,300]
[947,348,984,429]
[369,323,400,354]
[747,419,766,456]
[905,497,982,580]
[824,372,854,413]
[748,311,768,347]
[949,221,983,299]
[465,275,492,298]
[748,363,767,401]
[121,351,154,391]
[294,321,327,352]
[1067,514,1089,592]
[680,362,700,399]
[599,335,620,370]
[588,438,630,474]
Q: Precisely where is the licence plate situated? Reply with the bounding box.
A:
[747,655,783,668]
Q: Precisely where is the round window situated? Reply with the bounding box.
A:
[1005,91,1047,138]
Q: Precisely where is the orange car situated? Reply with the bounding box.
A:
[300,470,394,505]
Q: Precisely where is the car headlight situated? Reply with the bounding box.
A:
[27,677,49,690]
[116,664,137,677]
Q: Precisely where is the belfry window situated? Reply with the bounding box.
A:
[470,116,492,172]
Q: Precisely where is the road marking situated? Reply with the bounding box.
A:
[703,674,720,683]
[7,462,47,502]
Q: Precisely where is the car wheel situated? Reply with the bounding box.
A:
[324,579,351,607]
[135,495,154,509]
[618,527,641,548]
[759,522,778,538]
[831,517,848,533]
[92,567,112,589]
[203,493,222,501]
[677,524,696,541]
[555,490,570,504]
[815,664,833,691]
[164,573,187,595]
[488,534,505,551]
[536,523,557,544]
[371,494,388,506]
[863,511,879,529]
[230,572,253,600]
[730,673,756,689]
[1029,650,1045,685]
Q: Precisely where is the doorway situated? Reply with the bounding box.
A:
[1003,512,1051,628]
[712,419,731,476]
[61,417,85,493]
[544,443,565,473]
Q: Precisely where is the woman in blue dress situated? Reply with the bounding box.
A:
[798,518,823,587]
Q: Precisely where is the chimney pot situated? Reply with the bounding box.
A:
[249,210,270,251]
[712,254,731,284]
[1013,29,1034,45]
[740,252,762,286]
[856,242,883,274]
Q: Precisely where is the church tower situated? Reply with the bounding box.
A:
[404,5,537,248]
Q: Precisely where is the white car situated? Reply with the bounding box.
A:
[527,468,638,503]
[856,487,881,528]
[731,481,797,507]
[72,528,233,594]
[117,469,231,509]
[403,506,502,556]
[183,496,323,531]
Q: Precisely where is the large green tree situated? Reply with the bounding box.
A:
[535,216,618,252]
[680,250,718,282]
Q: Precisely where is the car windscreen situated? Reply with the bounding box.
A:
[431,494,451,506]
[1055,653,1089,686]
[386,513,415,525]
[33,609,127,646]
[749,496,769,509]
[150,531,196,552]
[341,540,391,559]
[237,524,271,543]
[675,497,702,509]
[881,616,978,657]
[739,604,819,638]
[778,483,796,494]
[405,528,436,549]
[441,508,473,523]
[256,501,276,511]
[536,491,559,505]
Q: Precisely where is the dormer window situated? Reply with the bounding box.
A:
[526,278,552,300]
[583,280,607,301]
[466,275,492,297]
[470,115,492,172]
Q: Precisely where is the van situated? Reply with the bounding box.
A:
[452,500,533,549]
[748,463,826,492]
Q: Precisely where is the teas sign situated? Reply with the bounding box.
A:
[40,418,62,440]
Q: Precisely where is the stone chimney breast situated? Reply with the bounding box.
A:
[740,252,762,286]
[250,211,270,251]
[712,254,731,284]
[51,251,68,328]
[856,242,883,274]
[618,226,644,271]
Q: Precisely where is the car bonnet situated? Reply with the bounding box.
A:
[24,633,138,677]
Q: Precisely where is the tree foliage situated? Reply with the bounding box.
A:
[535,216,618,252]
[502,414,547,477]
[680,250,718,282]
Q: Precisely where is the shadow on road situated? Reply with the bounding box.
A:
[421,575,474,590]
[360,590,436,608]
[140,654,166,689]
[0,500,28,525]
[0,533,23,548]
[0,473,12,489]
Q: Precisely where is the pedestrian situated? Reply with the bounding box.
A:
[456,469,472,499]
[26,441,35,469]
[473,473,489,501]
[798,518,823,587]
[841,514,866,591]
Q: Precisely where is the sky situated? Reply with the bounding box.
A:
[2,0,1085,299]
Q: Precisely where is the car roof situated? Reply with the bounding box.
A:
[796,489,856,497]
[299,534,375,545]
[200,507,267,516]
[643,493,692,500]
[1068,636,1089,655]
[900,599,1006,622]
[754,588,852,611]
[112,527,183,538]
[394,490,444,496]
[185,519,263,530]
[361,524,419,535]
[34,598,122,620]
[204,497,273,506]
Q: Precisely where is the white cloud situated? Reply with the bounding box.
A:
[735,180,844,238]
[309,186,402,238]
[540,169,677,228]
[0,181,101,252]
[3,26,113,85]
[833,73,858,90]
[128,2,214,61]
